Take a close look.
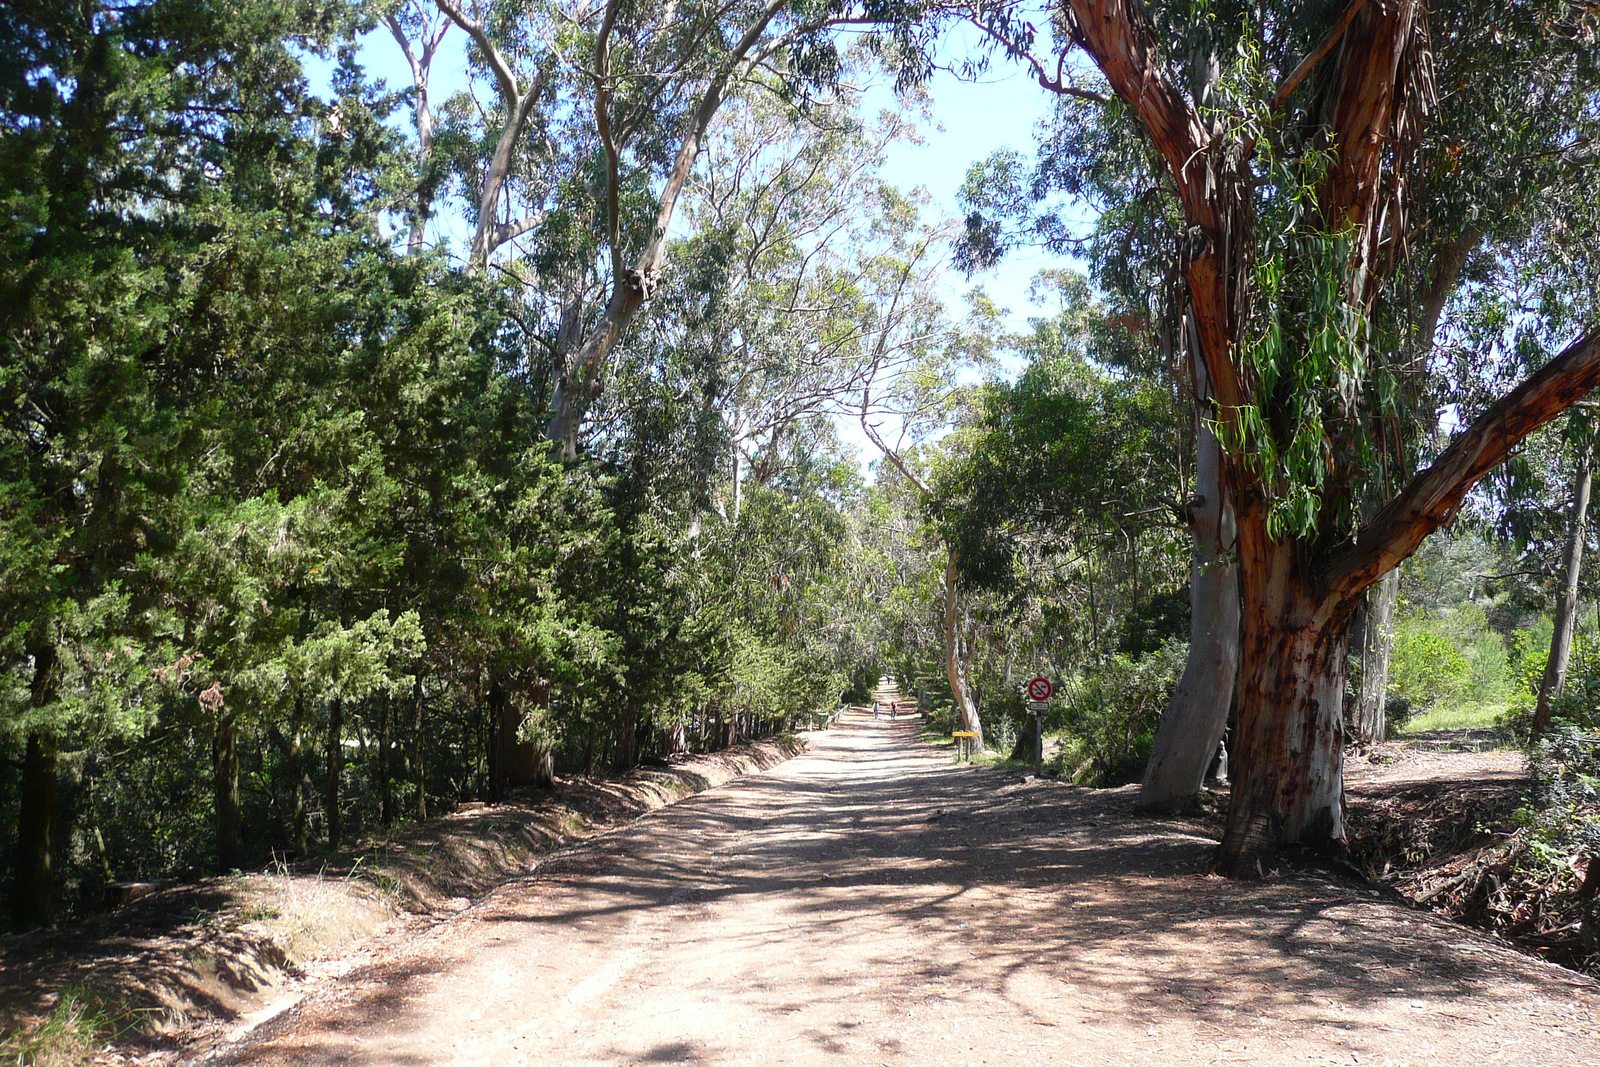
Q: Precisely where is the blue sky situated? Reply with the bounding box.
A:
[327,18,1078,324]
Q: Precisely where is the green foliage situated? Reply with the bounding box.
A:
[1388,622,1473,712]
[1059,641,1187,786]
[0,0,902,928]
[1511,725,1600,927]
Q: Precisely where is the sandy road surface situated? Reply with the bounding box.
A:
[197,712,1600,1066]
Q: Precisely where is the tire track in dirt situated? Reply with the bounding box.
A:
[192,710,1600,1066]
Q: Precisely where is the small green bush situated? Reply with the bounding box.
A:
[1384,694,1415,738]
[1059,640,1186,786]
[1388,622,1472,710]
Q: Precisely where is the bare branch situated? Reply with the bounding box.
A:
[964,15,1110,105]
[594,0,625,281]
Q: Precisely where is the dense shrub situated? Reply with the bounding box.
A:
[1059,640,1186,786]
[1388,621,1473,711]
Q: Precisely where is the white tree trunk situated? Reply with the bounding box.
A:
[1348,569,1399,746]
[943,548,985,751]
[1138,390,1240,809]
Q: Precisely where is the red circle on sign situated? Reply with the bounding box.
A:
[1027,676,1053,701]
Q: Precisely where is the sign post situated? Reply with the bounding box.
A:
[1025,677,1053,774]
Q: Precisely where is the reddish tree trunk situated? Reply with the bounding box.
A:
[1215,539,1351,874]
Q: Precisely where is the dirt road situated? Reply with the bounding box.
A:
[197,711,1600,1066]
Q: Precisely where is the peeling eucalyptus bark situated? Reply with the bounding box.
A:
[1061,0,1600,874]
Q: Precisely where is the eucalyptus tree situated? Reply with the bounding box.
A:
[395,0,900,456]
[384,1,454,254]
[855,266,1001,749]
[948,0,1600,872]
[664,91,932,520]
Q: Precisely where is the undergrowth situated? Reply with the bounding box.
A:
[0,987,121,1066]
[1351,725,1600,974]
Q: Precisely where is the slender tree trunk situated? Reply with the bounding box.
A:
[213,719,244,870]
[1346,233,1472,748]
[378,691,393,826]
[486,682,506,802]
[1348,570,1399,746]
[11,731,59,930]
[943,548,985,751]
[326,698,344,849]
[544,0,787,457]
[290,696,309,855]
[412,674,427,820]
[731,440,744,523]
[384,11,449,256]
[1534,447,1593,735]
[1140,373,1241,809]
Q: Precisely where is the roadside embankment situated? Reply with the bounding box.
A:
[0,736,805,1063]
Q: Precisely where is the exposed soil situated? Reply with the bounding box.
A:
[154,711,1600,1066]
[0,738,802,1060]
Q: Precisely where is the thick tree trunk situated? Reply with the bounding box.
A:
[326,698,344,849]
[1348,569,1399,746]
[1534,447,1593,735]
[1139,382,1241,809]
[1056,0,1600,877]
[213,720,244,870]
[11,641,60,929]
[1215,543,1350,875]
[943,548,985,751]
[11,732,60,930]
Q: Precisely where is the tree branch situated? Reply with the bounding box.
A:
[1329,327,1600,596]
[1268,0,1366,114]
[965,15,1110,105]
[860,404,934,499]
[594,0,625,282]
[1061,0,1203,197]
[434,0,519,107]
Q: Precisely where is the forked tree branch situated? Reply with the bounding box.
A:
[435,0,520,105]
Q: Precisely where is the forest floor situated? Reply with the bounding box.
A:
[145,709,1599,1067]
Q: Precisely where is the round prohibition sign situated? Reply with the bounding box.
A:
[1026,676,1053,702]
